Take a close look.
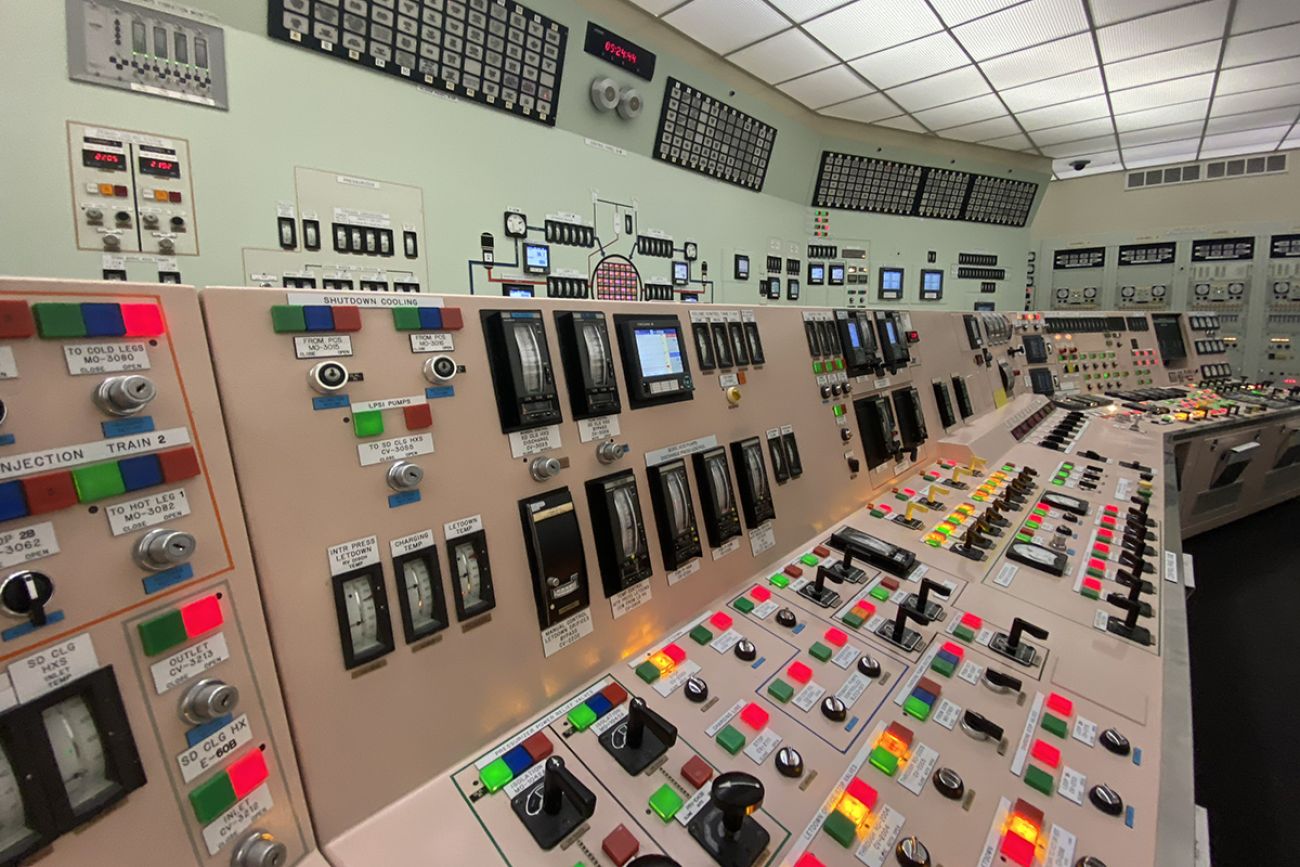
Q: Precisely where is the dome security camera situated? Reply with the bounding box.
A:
[1070,159,1091,171]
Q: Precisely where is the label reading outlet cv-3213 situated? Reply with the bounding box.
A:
[150,633,231,694]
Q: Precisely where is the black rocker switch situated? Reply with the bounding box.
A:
[875,602,927,652]
[1105,596,1153,646]
[960,709,1004,743]
[688,771,770,867]
[990,617,1048,667]
[1119,550,1155,575]
[982,666,1022,694]
[904,577,951,623]
[824,547,865,584]
[1106,583,1152,618]
[798,564,843,609]
[1115,569,1155,595]
[600,697,678,775]
[511,756,597,850]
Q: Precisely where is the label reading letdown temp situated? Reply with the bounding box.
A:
[541,609,594,657]
[151,633,231,694]
[177,714,252,783]
[202,782,273,856]
[106,488,190,536]
[357,432,434,467]
[0,522,59,569]
[9,633,99,703]
[63,341,150,375]
[444,514,482,541]
[293,335,353,359]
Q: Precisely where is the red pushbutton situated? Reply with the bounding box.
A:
[824,627,847,647]
[522,732,553,763]
[602,825,639,866]
[1030,739,1061,768]
[1046,692,1074,716]
[21,471,77,514]
[749,585,771,602]
[795,855,827,867]
[844,778,878,810]
[121,304,165,337]
[180,595,223,636]
[0,301,35,338]
[739,703,769,730]
[227,750,269,799]
[158,447,201,482]
[681,755,713,789]
[113,185,128,197]
[940,641,965,659]
[783,564,803,578]
[787,661,813,684]
[812,545,830,557]
[439,307,464,330]
[600,682,629,707]
[331,306,362,332]
[1000,830,1036,867]
[169,191,183,203]
[404,404,433,431]
[916,676,942,697]
[710,612,733,630]
[661,643,686,664]
[960,612,983,628]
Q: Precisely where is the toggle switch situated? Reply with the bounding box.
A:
[688,772,770,867]
[511,755,597,850]
[134,527,197,571]
[95,374,157,416]
[600,696,678,775]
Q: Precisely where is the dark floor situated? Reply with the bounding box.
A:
[1185,496,1300,866]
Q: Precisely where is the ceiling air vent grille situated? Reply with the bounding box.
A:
[1127,152,1287,190]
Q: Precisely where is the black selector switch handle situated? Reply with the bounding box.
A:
[916,577,951,610]
[1007,617,1048,650]
[627,697,678,751]
[892,603,926,642]
[984,667,1022,692]
[713,772,765,836]
[542,756,596,818]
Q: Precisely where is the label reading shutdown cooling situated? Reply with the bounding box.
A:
[106,488,190,536]
[177,714,253,783]
[62,341,151,375]
[150,633,231,694]
[0,521,59,568]
[9,634,99,703]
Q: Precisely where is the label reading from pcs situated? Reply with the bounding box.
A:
[0,522,59,568]
[508,425,562,458]
[444,514,483,540]
[177,714,252,783]
[151,633,231,694]
[541,608,594,658]
[357,432,434,467]
[328,535,380,576]
[202,781,273,856]
[410,333,455,353]
[0,346,16,380]
[390,529,435,558]
[10,634,99,703]
[293,335,353,359]
[63,342,150,375]
[577,414,621,444]
[106,488,190,536]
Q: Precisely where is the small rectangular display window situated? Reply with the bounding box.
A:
[808,263,826,285]
[138,156,181,179]
[82,149,126,171]
[829,264,845,285]
[447,529,496,621]
[879,267,904,300]
[734,254,750,280]
[921,269,944,301]
[672,261,689,285]
[523,242,551,274]
[393,546,449,644]
[787,279,800,301]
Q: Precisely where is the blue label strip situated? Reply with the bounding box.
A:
[425,386,455,399]
[312,395,351,411]
[2,610,66,642]
[388,490,421,509]
[186,714,235,747]
[142,562,195,595]
[102,416,156,438]
[0,434,14,447]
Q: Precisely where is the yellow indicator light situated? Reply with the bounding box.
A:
[649,652,675,675]
[836,794,869,826]
[1007,814,1040,845]
[878,732,909,759]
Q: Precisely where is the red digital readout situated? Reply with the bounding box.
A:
[83,149,126,170]
[604,40,636,65]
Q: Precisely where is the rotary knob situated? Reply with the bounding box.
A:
[180,678,240,724]
[775,608,797,628]
[0,571,54,625]
[1075,858,1108,867]
[386,461,424,492]
[133,528,196,571]
[932,767,964,800]
[231,830,288,867]
[1089,783,1124,816]
[774,746,803,778]
[733,639,757,662]
[820,696,847,722]
[857,654,881,678]
[1100,727,1131,756]
[94,374,157,416]
[684,676,709,703]
[895,835,931,867]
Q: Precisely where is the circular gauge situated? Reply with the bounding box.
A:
[684,241,698,261]
[1083,287,1098,299]
[1274,281,1291,296]
[1228,282,1245,296]
[1055,287,1070,300]
[401,557,441,634]
[503,212,527,238]
[1194,283,1211,297]
[342,575,383,656]
[0,747,33,850]
[42,696,113,810]
[1120,286,1136,298]
[1152,284,1167,298]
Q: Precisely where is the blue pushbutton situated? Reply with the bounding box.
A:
[0,481,29,522]
[303,306,335,332]
[911,687,938,706]
[80,303,126,337]
[586,694,613,718]
[417,307,443,330]
[118,454,165,492]
[502,745,533,775]
[936,649,959,667]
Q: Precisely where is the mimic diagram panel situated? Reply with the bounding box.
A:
[0,280,313,866]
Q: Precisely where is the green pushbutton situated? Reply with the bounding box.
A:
[138,610,187,656]
[1052,478,1065,486]
[1086,567,1105,580]
[716,724,746,755]
[800,554,819,567]
[32,303,86,339]
[690,625,713,645]
[869,508,886,518]
[842,610,864,628]
[809,641,832,662]
[834,358,844,370]
[953,624,975,642]
[1032,507,1048,518]
[1081,584,1100,600]
[1041,713,1069,738]
[812,361,823,374]
[1014,532,1033,544]
[648,784,683,821]
[353,410,384,438]
[832,405,845,418]
[894,492,909,501]
[768,679,794,703]
[869,586,891,602]
[733,596,755,614]
[189,773,237,823]
[568,704,598,731]
[72,462,126,503]
[1025,518,1041,530]
[868,745,899,776]
[1025,765,1054,795]
[635,661,661,683]
[930,656,955,678]
[769,573,789,589]
[270,305,307,333]
[392,307,423,330]
[479,757,513,792]
[822,809,857,847]
[903,695,931,721]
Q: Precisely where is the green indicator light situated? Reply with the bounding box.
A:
[479,758,514,792]
[822,810,857,847]
[567,704,598,730]
[769,574,790,589]
[137,610,187,656]
[903,695,931,721]
[73,462,126,503]
[353,410,384,438]
[732,596,755,613]
[1025,765,1054,796]
[188,773,237,823]
[689,625,713,644]
[868,745,899,776]
[800,554,819,566]
[648,784,683,821]
[768,679,794,703]
[809,641,832,662]
[1041,714,1069,738]
[392,308,422,330]
[716,725,746,755]
[270,305,306,333]
[635,661,661,683]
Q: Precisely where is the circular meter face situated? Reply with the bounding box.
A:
[42,696,113,810]
[0,747,34,853]
[504,212,527,238]
[402,557,440,632]
[343,576,383,656]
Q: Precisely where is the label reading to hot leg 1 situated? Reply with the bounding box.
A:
[106,488,190,536]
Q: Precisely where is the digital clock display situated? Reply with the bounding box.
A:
[585,22,655,81]
[82,149,126,171]
[139,156,181,179]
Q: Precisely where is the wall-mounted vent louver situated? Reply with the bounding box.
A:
[1127,152,1287,190]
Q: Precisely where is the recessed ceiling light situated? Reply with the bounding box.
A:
[1103,42,1222,91]
[777,64,873,109]
[953,0,1090,62]
[728,28,837,83]
[662,0,790,55]
[887,66,990,112]
[1001,68,1104,113]
[1109,73,1216,114]
[978,34,1097,90]
[802,0,943,60]
[1096,0,1229,63]
[848,32,969,90]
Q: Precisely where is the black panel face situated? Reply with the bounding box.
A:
[691,447,741,548]
[1191,237,1254,261]
[711,322,734,369]
[818,321,839,360]
[1053,247,1106,269]
[654,77,776,191]
[646,459,702,570]
[804,320,822,357]
[808,262,826,285]
[1118,242,1177,266]
[1029,367,1055,395]
[952,376,974,419]
[332,565,395,669]
[481,310,562,432]
[782,431,804,478]
[786,279,800,301]
[393,545,450,644]
[1271,233,1300,259]
[920,269,944,301]
[734,254,750,280]
[767,433,790,484]
[854,395,901,470]
[835,310,880,377]
[730,437,775,528]
[878,267,904,300]
[891,387,928,454]
[1152,314,1188,363]
[933,380,957,428]
[268,0,567,126]
[829,264,845,285]
[1023,334,1048,364]
[692,322,716,372]
[585,471,652,598]
[447,529,496,621]
[613,314,696,408]
[728,321,751,367]
[744,321,766,366]
[519,487,590,629]
[554,311,621,419]
[963,314,985,349]
[874,312,910,370]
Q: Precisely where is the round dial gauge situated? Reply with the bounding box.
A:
[1055,287,1070,300]
[504,212,527,238]
[342,576,383,655]
[1120,286,1136,298]
[1083,287,1098,299]
[1194,283,1211,296]
[454,542,483,607]
[0,747,33,852]
[401,558,441,633]
[42,696,113,810]
[1152,284,1168,297]
[684,241,698,261]
[1228,282,1245,296]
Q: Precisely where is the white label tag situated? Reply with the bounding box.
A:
[444,514,483,540]
[711,538,742,560]
[711,629,743,654]
[503,761,547,799]
[744,728,782,764]
[831,644,859,669]
[644,435,718,467]
[1046,824,1078,867]
[9,634,99,703]
[677,785,712,826]
[653,660,701,699]
[793,682,826,712]
[1164,549,1179,583]
[357,432,434,466]
[751,599,779,620]
[0,347,17,380]
[1011,693,1045,776]
[666,559,700,585]
[0,675,16,713]
[0,522,60,568]
[610,581,652,619]
[957,659,982,685]
[933,698,962,730]
[748,524,776,557]
[177,714,252,783]
[106,488,190,536]
[854,804,906,867]
[1058,767,1087,806]
[202,782,274,856]
[541,609,594,657]
[287,291,441,307]
[897,742,939,795]
[390,529,434,557]
[351,394,427,413]
[509,425,562,458]
[719,372,740,388]
[1072,716,1098,747]
[150,633,231,694]
[994,563,1018,587]
[577,415,621,444]
[0,427,191,481]
[409,333,455,352]
[63,341,150,375]
[706,700,746,737]
[834,672,869,709]
[327,535,380,576]
[293,335,353,359]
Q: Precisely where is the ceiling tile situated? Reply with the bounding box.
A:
[626,0,681,15]
[982,131,1036,150]
[1231,0,1300,33]
[848,33,969,89]
[1017,94,1111,129]
[1123,138,1202,167]
[662,0,790,55]
[1200,124,1293,154]
[1201,141,1287,158]
[1041,135,1119,157]
[1109,73,1215,114]
[1091,0,1194,26]
[913,93,1006,129]
[940,114,1021,142]
[1113,99,1210,130]
[802,0,943,60]
[1215,57,1300,95]
[928,0,1023,26]
[1120,120,1210,145]
[1051,150,1122,176]
[1032,117,1116,145]
[765,0,856,23]
[1001,68,1103,112]
[819,92,904,123]
[1207,106,1300,133]
[953,0,1090,61]
[728,28,837,83]
[978,34,1097,89]
[886,66,990,111]
[874,114,928,132]
[1223,22,1300,66]
[777,64,873,108]
[1103,42,1221,91]
[1211,83,1300,115]
[1096,0,1229,63]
